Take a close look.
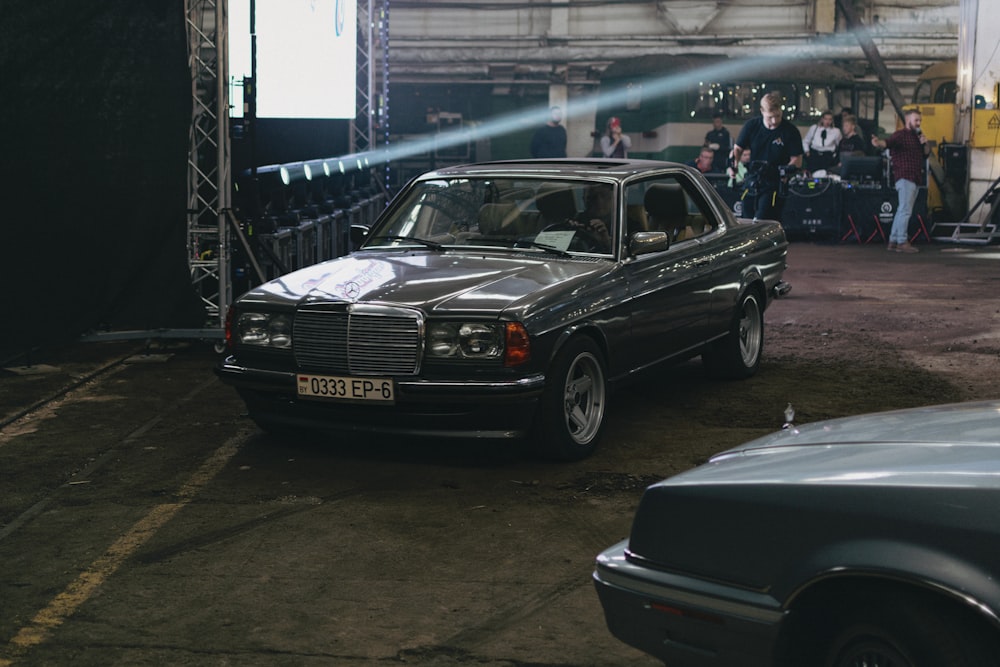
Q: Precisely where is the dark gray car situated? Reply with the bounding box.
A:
[594,400,1000,665]
[217,158,788,460]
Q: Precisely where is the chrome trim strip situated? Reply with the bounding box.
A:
[398,374,545,390]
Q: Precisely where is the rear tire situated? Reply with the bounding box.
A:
[533,336,607,461]
[703,289,763,379]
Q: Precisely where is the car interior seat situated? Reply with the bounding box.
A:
[535,184,579,228]
[477,202,520,236]
[626,204,648,235]
[644,183,693,242]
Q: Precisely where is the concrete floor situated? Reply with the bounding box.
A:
[2,242,999,666]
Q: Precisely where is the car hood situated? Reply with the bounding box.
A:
[676,400,1000,488]
[241,250,607,314]
[625,400,1000,587]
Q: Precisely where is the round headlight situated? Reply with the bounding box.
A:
[237,312,269,344]
[269,315,292,348]
[458,323,500,357]
[428,323,459,357]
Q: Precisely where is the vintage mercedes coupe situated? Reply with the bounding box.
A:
[594,400,1000,666]
[216,158,788,460]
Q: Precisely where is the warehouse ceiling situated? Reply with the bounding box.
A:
[382,0,958,93]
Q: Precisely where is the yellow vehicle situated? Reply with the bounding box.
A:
[904,60,962,219]
[913,60,959,105]
[906,60,1000,237]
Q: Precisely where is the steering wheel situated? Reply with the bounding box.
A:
[540,221,607,253]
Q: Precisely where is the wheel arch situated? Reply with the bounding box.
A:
[776,574,1000,665]
[780,540,1000,623]
[739,269,768,309]
[545,322,611,373]
[773,542,1000,663]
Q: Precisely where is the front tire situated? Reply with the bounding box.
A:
[703,289,763,379]
[533,336,607,461]
[820,592,998,667]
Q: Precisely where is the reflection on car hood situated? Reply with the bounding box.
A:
[679,400,1000,488]
[243,250,606,313]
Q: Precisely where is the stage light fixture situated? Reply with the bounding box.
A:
[253,164,286,189]
[304,159,330,181]
[279,162,307,185]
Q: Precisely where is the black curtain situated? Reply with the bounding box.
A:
[0,1,203,353]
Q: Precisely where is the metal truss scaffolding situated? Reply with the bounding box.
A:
[354,0,375,155]
[356,0,391,193]
[185,0,231,337]
[377,0,390,191]
[177,0,382,341]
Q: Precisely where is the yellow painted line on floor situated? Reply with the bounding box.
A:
[0,433,245,666]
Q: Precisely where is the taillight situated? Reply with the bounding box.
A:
[224,306,235,351]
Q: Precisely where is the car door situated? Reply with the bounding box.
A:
[622,174,717,369]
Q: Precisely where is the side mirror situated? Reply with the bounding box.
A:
[350,224,371,250]
[629,231,670,256]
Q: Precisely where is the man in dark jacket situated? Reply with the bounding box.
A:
[531,106,568,158]
[729,92,803,221]
[704,112,732,174]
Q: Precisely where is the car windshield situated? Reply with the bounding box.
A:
[363,177,618,256]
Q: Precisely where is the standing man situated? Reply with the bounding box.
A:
[531,106,567,158]
[729,91,803,221]
[871,109,929,253]
[704,112,732,174]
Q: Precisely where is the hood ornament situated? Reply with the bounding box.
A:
[782,403,796,430]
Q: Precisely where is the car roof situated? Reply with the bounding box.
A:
[420,158,692,182]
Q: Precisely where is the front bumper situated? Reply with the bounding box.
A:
[593,541,784,667]
[215,357,546,439]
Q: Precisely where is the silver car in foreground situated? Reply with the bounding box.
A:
[594,400,1000,666]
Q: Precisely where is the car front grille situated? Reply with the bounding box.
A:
[293,305,423,375]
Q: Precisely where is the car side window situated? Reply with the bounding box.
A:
[676,179,715,239]
[627,176,715,245]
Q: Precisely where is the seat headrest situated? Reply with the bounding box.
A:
[644,183,688,230]
[478,202,517,235]
[535,184,577,221]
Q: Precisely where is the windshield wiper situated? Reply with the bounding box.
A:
[366,235,445,250]
[521,241,572,257]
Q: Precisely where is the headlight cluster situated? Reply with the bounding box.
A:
[428,322,501,359]
[234,311,293,348]
[426,321,530,366]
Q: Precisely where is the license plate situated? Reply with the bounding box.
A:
[297,374,395,402]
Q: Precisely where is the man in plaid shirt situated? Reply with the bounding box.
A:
[872,109,930,253]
